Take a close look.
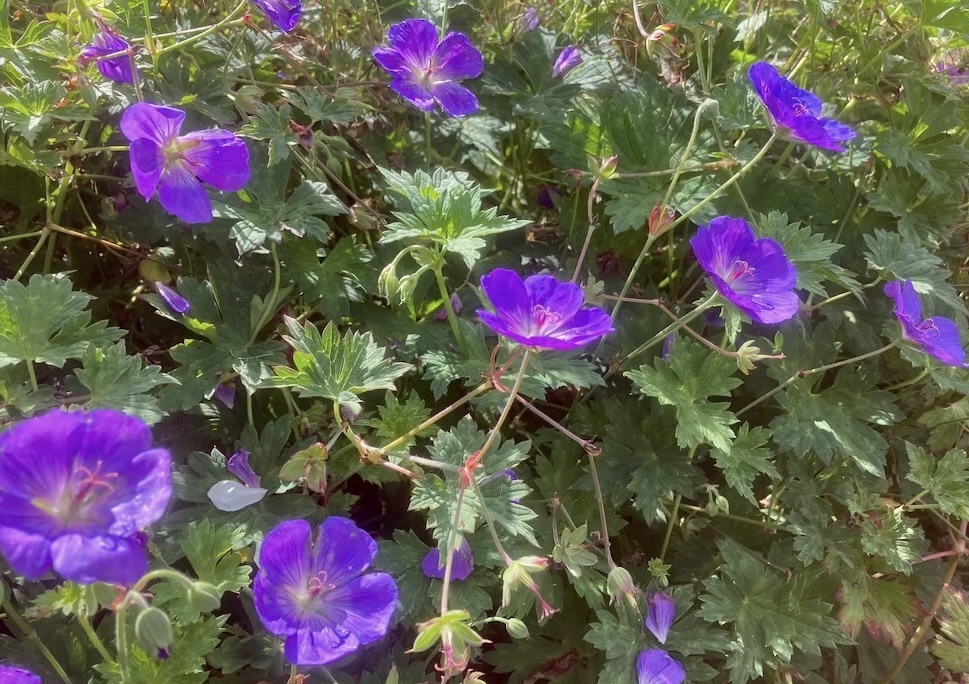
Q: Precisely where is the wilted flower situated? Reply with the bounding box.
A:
[250,0,302,32]
[208,450,269,512]
[884,280,967,367]
[645,592,676,644]
[154,282,190,314]
[690,216,799,325]
[81,24,136,85]
[0,409,172,585]
[477,268,614,350]
[748,61,856,152]
[253,517,397,665]
[120,102,250,224]
[0,664,41,684]
[636,649,686,684]
[536,185,561,210]
[433,293,464,322]
[372,19,484,117]
[553,46,582,77]
[422,538,474,581]
[520,7,540,32]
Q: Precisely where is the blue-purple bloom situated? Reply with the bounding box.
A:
[553,46,582,78]
[422,538,474,581]
[120,103,250,224]
[748,61,856,152]
[0,664,41,684]
[81,25,136,85]
[477,269,614,350]
[637,649,686,684]
[250,0,303,32]
[690,216,799,325]
[645,592,676,644]
[372,19,484,117]
[208,450,269,512]
[253,517,398,665]
[884,280,967,367]
[155,282,190,314]
[0,409,172,585]
[212,382,237,408]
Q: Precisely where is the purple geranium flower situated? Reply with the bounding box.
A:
[155,282,190,314]
[120,102,250,224]
[422,538,474,581]
[645,592,676,644]
[637,649,686,684]
[0,409,171,585]
[208,450,269,512]
[81,24,136,85]
[553,46,582,78]
[253,517,398,665]
[748,62,856,152]
[477,268,614,350]
[250,0,302,32]
[212,382,236,408]
[0,664,41,684]
[372,19,484,117]
[884,280,967,367]
[690,216,799,325]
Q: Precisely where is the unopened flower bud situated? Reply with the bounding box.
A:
[186,581,222,613]
[607,566,639,609]
[505,618,529,639]
[134,607,174,659]
[648,202,677,238]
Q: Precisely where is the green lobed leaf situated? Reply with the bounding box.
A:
[270,317,412,414]
[0,274,124,369]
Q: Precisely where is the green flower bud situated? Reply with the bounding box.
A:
[186,581,222,613]
[606,566,640,610]
[505,618,529,639]
[134,607,174,660]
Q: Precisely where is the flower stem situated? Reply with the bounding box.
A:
[26,360,39,392]
[736,341,898,417]
[432,262,467,353]
[621,293,719,365]
[287,664,299,684]
[439,486,468,614]
[477,351,531,463]
[80,614,115,664]
[155,0,249,56]
[14,227,51,281]
[2,597,72,684]
[659,494,682,563]
[571,176,603,283]
[877,520,967,684]
[424,111,433,167]
[248,243,282,346]
[377,381,491,455]
[0,230,43,245]
[586,447,615,570]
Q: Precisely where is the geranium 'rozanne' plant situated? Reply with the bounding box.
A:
[0,409,171,585]
[80,23,136,85]
[477,268,614,350]
[250,0,303,32]
[748,61,856,152]
[636,648,686,684]
[120,102,250,224]
[884,280,967,367]
[690,216,799,324]
[372,18,484,117]
[253,517,398,665]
